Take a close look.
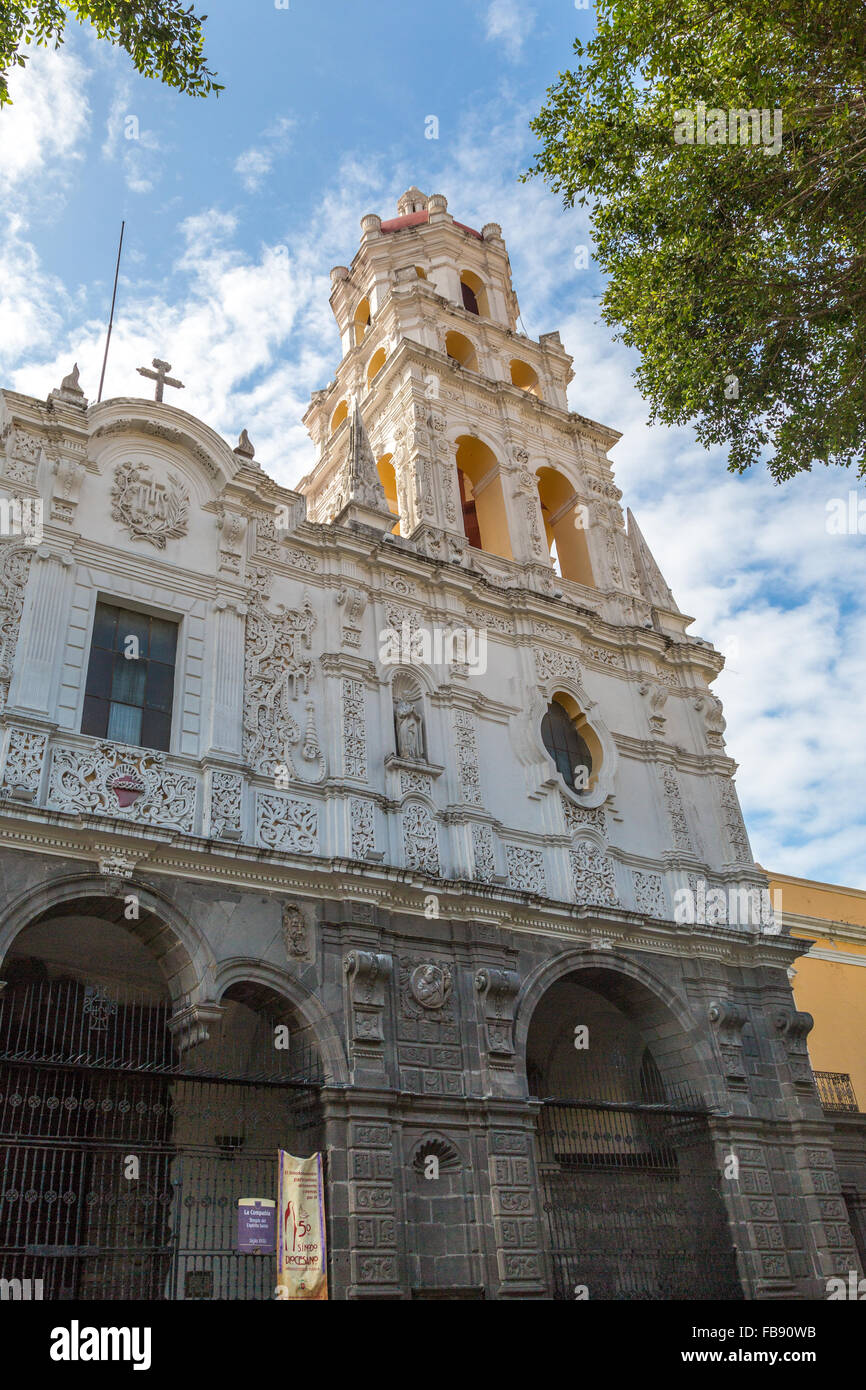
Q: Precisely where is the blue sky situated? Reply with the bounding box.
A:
[1,0,864,889]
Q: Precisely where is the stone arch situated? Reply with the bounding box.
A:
[376,452,400,533]
[454,434,512,559]
[0,872,216,1008]
[445,329,478,371]
[330,399,349,434]
[353,296,372,345]
[366,345,387,389]
[535,465,593,586]
[89,401,241,495]
[510,358,541,397]
[520,949,742,1300]
[516,949,718,1102]
[213,957,349,1086]
[459,268,489,318]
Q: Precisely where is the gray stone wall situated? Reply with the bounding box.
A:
[0,846,862,1301]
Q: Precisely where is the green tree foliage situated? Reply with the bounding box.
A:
[0,1,222,106]
[526,0,866,480]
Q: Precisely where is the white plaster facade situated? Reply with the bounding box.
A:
[0,190,765,943]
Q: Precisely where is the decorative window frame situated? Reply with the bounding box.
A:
[530,675,618,810]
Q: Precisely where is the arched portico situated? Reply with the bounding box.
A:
[0,886,329,1302]
[519,951,742,1301]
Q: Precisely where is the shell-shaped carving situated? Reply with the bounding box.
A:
[411,1137,460,1175]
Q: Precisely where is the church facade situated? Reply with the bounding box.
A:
[0,188,860,1301]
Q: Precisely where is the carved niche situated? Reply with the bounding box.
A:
[394,672,425,761]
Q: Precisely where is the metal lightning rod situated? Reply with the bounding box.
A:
[97,220,125,403]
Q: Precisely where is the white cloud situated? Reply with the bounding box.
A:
[0,215,72,368]
[484,0,535,62]
[0,44,90,196]
[234,148,274,193]
[234,115,296,193]
[100,78,162,193]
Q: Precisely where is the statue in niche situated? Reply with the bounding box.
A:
[395,698,423,761]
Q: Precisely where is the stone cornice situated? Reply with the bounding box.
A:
[0,805,801,971]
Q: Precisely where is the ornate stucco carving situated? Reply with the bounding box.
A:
[570,839,618,907]
[243,592,322,781]
[110,462,190,549]
[0,542,34,711]
[255,790,318,854]
[505,845,546,894]
[48,741,197,833]
[402,802,440,875]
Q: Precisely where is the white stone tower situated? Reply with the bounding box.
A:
[300,187,683,638]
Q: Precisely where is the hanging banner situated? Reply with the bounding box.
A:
[276,1150,328,1300]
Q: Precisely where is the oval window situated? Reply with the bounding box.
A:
[541,700,593,791]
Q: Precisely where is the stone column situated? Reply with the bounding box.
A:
[207,598,246,756]
[8,547,74,716]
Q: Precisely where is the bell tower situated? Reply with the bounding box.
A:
[300,188,685,636]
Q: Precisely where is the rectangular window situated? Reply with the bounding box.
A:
[81,601,178,752]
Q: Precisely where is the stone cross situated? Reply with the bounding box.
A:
[136,358,184,403]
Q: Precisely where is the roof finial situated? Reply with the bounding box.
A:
[235,429,255,459]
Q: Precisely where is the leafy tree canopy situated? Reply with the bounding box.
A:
[526,0,866,480]
[0,0,222,106]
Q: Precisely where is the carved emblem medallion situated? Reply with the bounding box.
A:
[409,962,453,1011]
[111,462,190,549]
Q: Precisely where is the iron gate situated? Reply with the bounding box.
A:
[0,978,324,1300]
[535,1081,742,1300]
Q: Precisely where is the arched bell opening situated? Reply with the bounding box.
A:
[536,466,594,587]
[377,453,401,535]
[454,435,512,560]
[445,330,478,372]
[353,296,372,346]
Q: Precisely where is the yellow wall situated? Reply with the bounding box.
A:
[767,872,866,1112]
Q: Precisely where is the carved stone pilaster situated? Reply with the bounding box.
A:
[336,584,368,649]
[708,1000,749,1089]
[344,950,392,1064]
[773,1008,816,1091]
[9,548,74,716]
[475,967,520,1061]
